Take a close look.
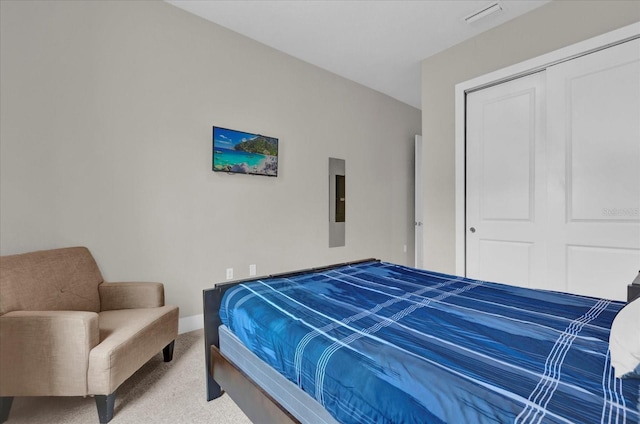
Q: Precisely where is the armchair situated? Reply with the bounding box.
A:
[0,247,179,423]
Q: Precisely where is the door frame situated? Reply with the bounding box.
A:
[454,22,640,276]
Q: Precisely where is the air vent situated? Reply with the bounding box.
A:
[464,2,503,24]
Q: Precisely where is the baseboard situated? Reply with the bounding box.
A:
[179,314,204,334]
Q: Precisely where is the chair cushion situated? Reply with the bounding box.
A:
[0,247,103,314]
[87,305,179,394]
[0,310,99,396]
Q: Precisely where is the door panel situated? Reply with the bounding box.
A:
[567,245,640,300]
[478,240,532,287]
[568,54,640,222]
[466,72,546,288]
[546,39,640,300]
[480,93,535,221]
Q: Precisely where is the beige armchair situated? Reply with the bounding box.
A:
[0,247,179,423]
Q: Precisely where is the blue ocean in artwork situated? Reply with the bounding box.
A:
[213,127,278,176]
[214,147,268,169]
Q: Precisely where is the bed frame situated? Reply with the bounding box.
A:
[628,271,640,302]
[203,263,640,423]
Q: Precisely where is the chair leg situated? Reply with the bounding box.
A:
[0,397,13,423]
[95,392,116,424]
[163,340,175,362]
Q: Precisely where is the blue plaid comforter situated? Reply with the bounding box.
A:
[219,261,639,423]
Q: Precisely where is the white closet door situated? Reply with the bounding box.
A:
[546,39,640,301]
[466,72,547,288]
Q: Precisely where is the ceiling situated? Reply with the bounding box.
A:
[166,0,550,109]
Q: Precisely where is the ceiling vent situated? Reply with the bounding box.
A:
[464,2,503,24]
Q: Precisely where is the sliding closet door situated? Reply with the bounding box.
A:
[466,72,547,288]
[467,38,639,299]
[545,39,640,300]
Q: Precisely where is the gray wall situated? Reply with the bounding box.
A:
[421,0,640,274]
[0,1,421,317]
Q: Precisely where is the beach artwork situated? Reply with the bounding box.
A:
[213,127,278,177]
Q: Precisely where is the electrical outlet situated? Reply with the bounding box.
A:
[249,264,257,276]
[403,244,407,253]
[226,268,233,280]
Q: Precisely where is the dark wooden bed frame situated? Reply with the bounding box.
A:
[203,263,640,423]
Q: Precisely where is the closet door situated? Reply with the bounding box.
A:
[546,39,640,300]
[466,72,547,288]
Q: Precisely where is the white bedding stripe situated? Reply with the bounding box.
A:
[332,269,615,334]
[516,299,611,424]
[314,281,481,405]
[293,276,462,386]
[601,349,628,424]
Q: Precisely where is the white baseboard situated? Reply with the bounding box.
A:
[179,314,204,334]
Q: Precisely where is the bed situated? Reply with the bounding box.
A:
[203,259,640,423]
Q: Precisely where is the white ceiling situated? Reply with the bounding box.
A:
[166,0,550,109]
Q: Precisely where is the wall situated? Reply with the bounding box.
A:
[0,1,421,320]
[421,0,640,274]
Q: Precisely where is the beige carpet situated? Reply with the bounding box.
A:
[5,330,252,424]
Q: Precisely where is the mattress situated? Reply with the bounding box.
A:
[219,325,339,424]
[219,260,640,424]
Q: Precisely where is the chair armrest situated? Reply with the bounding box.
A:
[99,282,165,311]
[0,310,99,396]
